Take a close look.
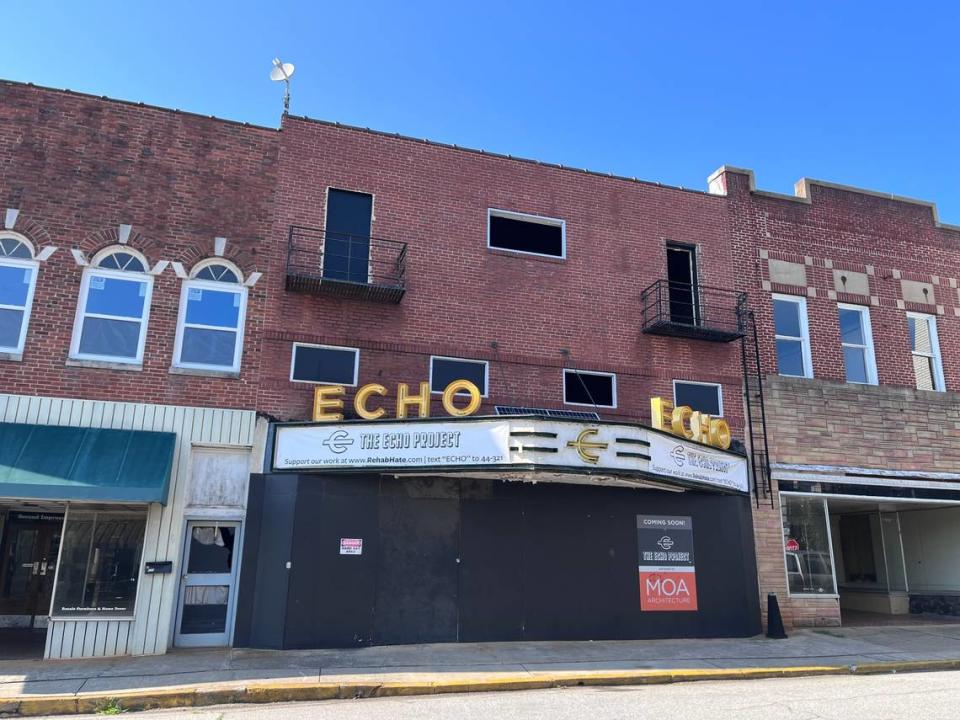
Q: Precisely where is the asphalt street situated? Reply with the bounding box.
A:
[48,670,960,720]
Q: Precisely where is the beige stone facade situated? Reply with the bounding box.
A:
[753,375,960,628]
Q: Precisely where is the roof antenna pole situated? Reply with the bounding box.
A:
[269,58,296,114]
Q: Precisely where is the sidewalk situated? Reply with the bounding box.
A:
[2,623,959,715]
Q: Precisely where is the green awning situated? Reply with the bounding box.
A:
[0,422,175,504]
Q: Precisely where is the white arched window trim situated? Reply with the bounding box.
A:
[172,260,248,373]
[70,246,154,365]
[189,258,244,283]
[90,245,149,272]
[0,231,39,356]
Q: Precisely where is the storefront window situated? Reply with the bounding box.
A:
[52,510,147,617]
[781,495,836,595]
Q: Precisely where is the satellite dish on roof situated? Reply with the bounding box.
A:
[270,58,295,113]
[270,59,295,82]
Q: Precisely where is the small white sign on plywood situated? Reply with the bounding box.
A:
[647,432,749,493]
[340,538,363,555]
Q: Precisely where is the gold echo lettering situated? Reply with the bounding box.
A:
[314,380,483,422]
[650,397,731,450]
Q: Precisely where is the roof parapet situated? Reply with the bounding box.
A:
[707,165,960,233]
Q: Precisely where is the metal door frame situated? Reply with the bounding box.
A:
[322,186,375,284]
[666,242,701,326]
[0,509,63,619]
[173,519,242,648]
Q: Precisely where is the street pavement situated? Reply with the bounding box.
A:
[3,623,960,699]
[42,670,960,720]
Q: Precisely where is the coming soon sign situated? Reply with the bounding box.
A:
[637,515,697,612]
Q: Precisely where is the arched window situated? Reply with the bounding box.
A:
[70,247,153,364]
[173,260,247,372]
[95,250,146,272]
[0,233,38,356]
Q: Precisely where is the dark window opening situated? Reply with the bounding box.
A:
[324,189,373,284]
[430,357,488,395]
[291,344,358,385]
[563,370,615,407]
[666,244,699,325]
[488,212,564,258]
[673,381,722,416]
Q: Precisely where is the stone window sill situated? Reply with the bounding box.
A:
[486,247,566,264]
[169,366,240,380]
[0,351,23,362]
[66,358,143,372]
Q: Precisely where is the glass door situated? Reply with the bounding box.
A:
[0,513,63,617]
[880,512,908,592]
[174,521,240,647]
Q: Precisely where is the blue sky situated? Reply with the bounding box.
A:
[4,1,960,220]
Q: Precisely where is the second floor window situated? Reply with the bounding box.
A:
[0,235,38,356]
[838,304,877,385]
[173,261,247,372]
[773,294,812,378]
[70,248,152,364]
[430,356,489,396]
[563,369,616,408]
[487,209,565,259]
[290,343,360,385]
[907,313,944,391]
[673,380,722,416]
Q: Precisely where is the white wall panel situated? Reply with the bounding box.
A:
[0,393,256,659]
[900,506,960,593]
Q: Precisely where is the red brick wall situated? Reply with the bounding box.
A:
[0,82,278,408]
[716,166,960,627]
[1,83,749,438]
[259,117,747,430]
[717,166,960,390]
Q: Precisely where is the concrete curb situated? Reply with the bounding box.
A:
[3,659,960,716]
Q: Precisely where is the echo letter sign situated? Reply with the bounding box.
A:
[637,515,698,612]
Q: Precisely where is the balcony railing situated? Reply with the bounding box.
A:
[640,280,746,342]
[285,226,408,303]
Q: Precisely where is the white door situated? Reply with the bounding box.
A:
[174,521,240,647]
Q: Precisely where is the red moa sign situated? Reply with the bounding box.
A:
[636,515,698,613]
[639,571,698,611]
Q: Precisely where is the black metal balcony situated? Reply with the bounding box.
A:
[640,280,746,342]
[285,226,407,303]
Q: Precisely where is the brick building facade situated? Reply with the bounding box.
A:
[0,81,276,402]
[259,115,747,432]
[0,82,276,658]
[233,116,762,649]
[712,166,960,627]
[2,77,957,658]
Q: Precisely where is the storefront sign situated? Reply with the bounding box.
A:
[314,380,482,422]
[647,432,748,493]
[340,538,363,555]
[650,398,731,450]
[637,515,697,612]
[10,512,64,523]
[275,419,512,470]
[275,417,749,493]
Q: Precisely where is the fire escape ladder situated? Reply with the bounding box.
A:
[740,309,774,507]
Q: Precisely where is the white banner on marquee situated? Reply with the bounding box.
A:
[274,420,511,471]
[646,432,749,493]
